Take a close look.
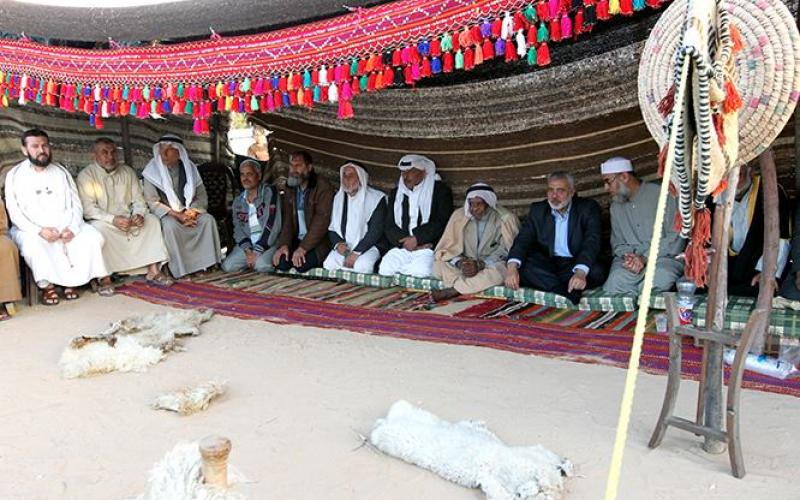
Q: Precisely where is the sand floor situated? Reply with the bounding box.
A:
[1,293,798,499]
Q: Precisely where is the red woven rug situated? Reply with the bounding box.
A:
[118,280,800,398]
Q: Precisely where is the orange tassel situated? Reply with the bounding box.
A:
[723,79,743,114]
[683,208,712,288]
[657,85,675,118]
[729,24,744,54]
[657,144,668,177]
[713,114,725,146]
[711,179,728,198]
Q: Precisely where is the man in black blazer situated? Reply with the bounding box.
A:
[505,171,605,304]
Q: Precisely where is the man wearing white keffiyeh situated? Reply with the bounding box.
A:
[431,183,520,301]
[323,162,387,273]
[378,154,453,278]
[142,134,221,278]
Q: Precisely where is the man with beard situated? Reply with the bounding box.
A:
[431,183,520,301]
[142,134,222,279]
[5,129,109,305]
[722,162,791,297]
[77,138,172,286]
[600,157,685,294]
[379,154,453,277]
[222,159,281,272]
[272,151,334,272]
[323,162,386,273]
[505,171,604,304]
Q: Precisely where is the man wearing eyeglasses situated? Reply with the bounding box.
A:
[505,171,604,304]
[600,157,685,295]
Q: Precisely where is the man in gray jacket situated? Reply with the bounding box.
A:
[222,159,281,272]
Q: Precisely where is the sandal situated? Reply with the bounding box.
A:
[96,277,115,297]
[42,287,60,306]
[146,272,174,287]
[63,287,80,300]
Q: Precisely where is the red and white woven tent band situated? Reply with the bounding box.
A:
[0,0,663,85]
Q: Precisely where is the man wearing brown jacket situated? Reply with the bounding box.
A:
[272,151,335,272]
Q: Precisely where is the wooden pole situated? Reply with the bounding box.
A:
[700,165,741,454]
[795,5,800,193]
[751,150,780,352]
[120,116,133,167]
[199,435,232,488]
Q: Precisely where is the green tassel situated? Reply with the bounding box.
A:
[359,74,368,91]
[524,4,537,23]
[350,58,359,76]
[5,72,11,84]
[130,101,137,116]
[527,47,537,65]
[150,100,157,114]
[122,85,130,100]
[537,23,549,43]
[250,95,259,111]
[440,33,452,52]
[184,101,193,115]
[241,77,251,92]
[143,85,151,101]
[35,91,43,103]
[177,83,184,98]
[455,50,464,70]
[76,83,83,95]
[302,70,312,88]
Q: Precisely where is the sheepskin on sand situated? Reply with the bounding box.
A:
[369,400,572,500]
[153,380,227,415]
[133,441,247,500]
[59,309,214,379]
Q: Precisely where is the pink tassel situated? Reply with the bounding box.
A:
[560,14,572,39]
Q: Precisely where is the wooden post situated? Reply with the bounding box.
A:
[120,116,133,167]
[700,166,741,454]
[210,115,221,163]
[199,435,232,488]
[795,5,800,193]
[751,150,780,352]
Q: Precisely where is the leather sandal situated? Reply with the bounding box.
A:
[63,287,80,300]
[42,287,60,305]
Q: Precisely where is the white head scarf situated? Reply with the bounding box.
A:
[329,162,386,248]
[464,182,498,218]
[142,134,201,211]
[394,154,437,233]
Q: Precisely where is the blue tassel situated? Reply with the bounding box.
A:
[633,0,646,10]
[227,80,237,94]
[271,75,280,89]
[122,85,130,100]
[153,86,162,100]
[162,100,171,113]
[418,39,430,57]
[495,38,505,56]
[130,102,137,116]
[313,85,321,102]
[303,70,312,88]
[93,101,99,114]
[83,85,92,97]
[282,92,290,107]
[480,20,492,38]
[431,57,442,74]
[89,114,96,127]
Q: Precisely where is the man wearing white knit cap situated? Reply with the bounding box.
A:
[379,154,453,277]
[142,134,221,278]
[431,183,520,301]
[600,156,685,294]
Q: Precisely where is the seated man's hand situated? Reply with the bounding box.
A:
[400,236,418,251]
[750,272,778,293]
[245,249,258,269]
[568,268,587,293]
[272,245,289,267]
[344,251,359,269]
[460,258,479,278]
[336,242,348,255]
[113,215,132,232]
[625,253,646,274]
[59,228,75,243]
[504,263,520,290]
[291,246,307,268]
[131,214,145,227]
[39,227,61,242]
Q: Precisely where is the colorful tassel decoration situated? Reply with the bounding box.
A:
[537,42,551,66]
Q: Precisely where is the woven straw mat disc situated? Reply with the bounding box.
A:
[638,0,800,166]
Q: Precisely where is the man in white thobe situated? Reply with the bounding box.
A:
[5,128,109,304]
[324,162,387,273]
[142,134,221,278]
[77,137,172,285]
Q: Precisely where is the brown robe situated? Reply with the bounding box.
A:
[0,200,22,303]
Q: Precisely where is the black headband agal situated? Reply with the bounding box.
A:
[158,135,184,146]
[466,184,495,195]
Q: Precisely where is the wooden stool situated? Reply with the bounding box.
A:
[648,293,768,478]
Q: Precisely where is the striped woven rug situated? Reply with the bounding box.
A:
[456,299,656,333]
[117,280,800,399]
[190,270,434,311]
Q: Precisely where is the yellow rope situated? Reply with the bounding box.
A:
[603,57,690,500]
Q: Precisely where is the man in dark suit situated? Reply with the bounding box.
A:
[505,171,604,304]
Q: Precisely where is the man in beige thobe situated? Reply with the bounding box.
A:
[142,134,221,278]
[77,138,172,285]
[0,199,22,319]
[431,183,520,301]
